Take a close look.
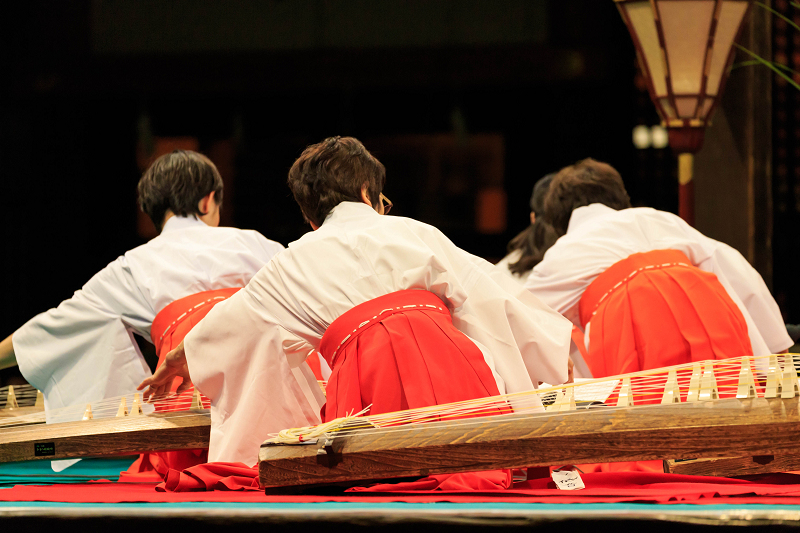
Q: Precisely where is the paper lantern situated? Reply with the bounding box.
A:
[616,0,752,224]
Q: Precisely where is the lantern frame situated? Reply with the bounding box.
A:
[615,0,753,153]
[616,0,753,225]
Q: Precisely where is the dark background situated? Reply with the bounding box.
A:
[2,0,791,357]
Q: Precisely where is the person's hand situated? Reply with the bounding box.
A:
[137,341,193,401]
[567,357,575,384]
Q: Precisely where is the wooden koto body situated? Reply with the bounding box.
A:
[258,396,800,489]
[0,410,210,462]
[0,406,44,420]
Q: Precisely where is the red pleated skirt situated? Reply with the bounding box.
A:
[319,289,505,422]
[579,249,753,379]
[317,290,513,490]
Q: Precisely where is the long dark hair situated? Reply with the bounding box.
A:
[507,173,557,276]
[507,218,560,275]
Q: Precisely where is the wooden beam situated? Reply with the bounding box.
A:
[665,453,800,477]
[694,3,772,286]
[259,397,800,489]
[0,411,210,463]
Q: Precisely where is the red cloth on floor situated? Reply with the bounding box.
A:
[123,447,209,481]
[348,470,513,492]
[572,460,664,474]
[579,249,752,379]
[7,472,800,504]
[156,462,260,492]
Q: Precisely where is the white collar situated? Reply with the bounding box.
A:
[323,201,379,225]
[161,215,207,234]
[566,203,618,234]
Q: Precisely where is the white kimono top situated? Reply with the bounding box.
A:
[14,216,284,415]
[185,202,573,466]
[524,204,792,371]
[493,250,592,378]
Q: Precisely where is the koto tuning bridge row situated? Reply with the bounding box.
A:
[81,388,205,420]
[0,385,43,411]
[545,354,800,412]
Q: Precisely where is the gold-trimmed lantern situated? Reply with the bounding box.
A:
[616,0,753,225]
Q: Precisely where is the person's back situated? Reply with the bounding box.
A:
[525,159,792,379]
[3,150,283,415]
[124,217,281,315]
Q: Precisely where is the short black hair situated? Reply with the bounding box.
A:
[543,158,631,236]
[287,137,385,227]
[137,150,224,231]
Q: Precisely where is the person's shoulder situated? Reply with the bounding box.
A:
[619,207,693,232]
[577,206,672,229]
[214,226,286,257]
[624,206,673,218]
[387,214,449,237]
[131,224,283,256]
[223,226,283,244]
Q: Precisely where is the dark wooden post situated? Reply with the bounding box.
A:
[693,2,773,287]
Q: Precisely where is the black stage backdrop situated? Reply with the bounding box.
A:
[4,0,755,368]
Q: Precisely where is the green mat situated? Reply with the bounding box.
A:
[0,457,137,487]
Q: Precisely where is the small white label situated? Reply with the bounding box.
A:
[551,469,585,490]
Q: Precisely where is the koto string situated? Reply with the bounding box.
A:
[267,353,799,444]
[2,353,796,442]
[0,388,209,429]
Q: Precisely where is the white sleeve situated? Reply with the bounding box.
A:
[421,237,573,393]
[13,258,154,411]
[251,230,286,260]
[184,276,324,466]
[459,256,572,390]
[697,242,792,353]
[662,216,792,354]
[523,251,591,327]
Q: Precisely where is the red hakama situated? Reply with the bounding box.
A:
[317,289,511,489]
[129,287,327,480]
[579,249,752,378]
[320,289,506,421]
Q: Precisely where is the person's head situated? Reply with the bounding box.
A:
[137,150,224,231]
[287,136,386,228]
[505,172,557,275]
[529,173,556,224]
[543,158,631,235]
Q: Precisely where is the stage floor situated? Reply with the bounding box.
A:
[3,501,800,531]
[5,458,800,530]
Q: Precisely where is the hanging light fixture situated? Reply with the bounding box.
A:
[616,0,753,225]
